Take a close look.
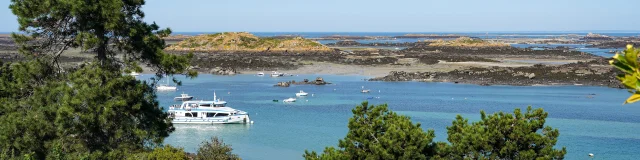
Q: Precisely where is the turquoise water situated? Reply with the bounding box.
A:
[148,74,640,160]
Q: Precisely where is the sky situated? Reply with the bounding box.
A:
[1,0,639,32]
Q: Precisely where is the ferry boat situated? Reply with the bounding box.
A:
[167,92,251,124]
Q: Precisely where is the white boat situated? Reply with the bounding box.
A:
[296,90,308,97]
[130,72,140,76]
[157,85,177,91]
[167,92,251,124]
[283,98,296,102]
[157,79,177,91]
[174,93,194,101]
[361,89,370,93]
[271,71,284,77]
[257,72,265,76]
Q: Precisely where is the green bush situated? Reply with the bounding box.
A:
[196,137,240,160]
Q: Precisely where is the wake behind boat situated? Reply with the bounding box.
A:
[167,92,251,124]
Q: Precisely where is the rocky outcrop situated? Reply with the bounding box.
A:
[209,67,237,75]
[165,32,332,52]
[274,77,331,87]
[370,59,622,88]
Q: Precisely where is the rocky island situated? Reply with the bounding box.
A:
[0,32,624,88]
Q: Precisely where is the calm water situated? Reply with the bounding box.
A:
[146,74,640,160]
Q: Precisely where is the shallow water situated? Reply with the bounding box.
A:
[142,74,640,160]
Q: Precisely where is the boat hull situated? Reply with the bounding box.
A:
[171,115,250,124]
[174,97,194,101]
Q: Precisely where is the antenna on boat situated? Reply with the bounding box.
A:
[214,90,217,102]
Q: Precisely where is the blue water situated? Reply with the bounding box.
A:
[145,74,640,160]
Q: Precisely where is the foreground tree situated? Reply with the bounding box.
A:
[196,137,240,160]
[1,0,195,159]
[435,106,566,159]
[303,101,437,160]
[9,0,194,75]
[610,44,640,104]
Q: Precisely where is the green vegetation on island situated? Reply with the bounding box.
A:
[165,32,332,52]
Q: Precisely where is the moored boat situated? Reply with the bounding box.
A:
[157,78,177,91]
[271,71,284,77]
[174,93,194,101]
[168,92,251,124]
[257,72,265,76]
[296,90,308,96]
[283,98,296,102]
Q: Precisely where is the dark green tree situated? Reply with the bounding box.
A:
[195,137,240,160]
[9,0,195,75]
[1,0,196,159]
[303,101,437,160]
[436,106,566,159]
[128,145,189,160]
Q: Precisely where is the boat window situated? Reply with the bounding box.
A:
[191,112,198,117]
[215,113,229,117]
[206,112,216,117]
[199,103,211,107]
[184,113,192,117]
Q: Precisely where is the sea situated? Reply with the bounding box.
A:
[151,32,640,159]
[149,74,640,160]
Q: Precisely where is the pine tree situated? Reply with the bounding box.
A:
[436,106,566,159]
[1,0,196,159]
[303,101,437,160]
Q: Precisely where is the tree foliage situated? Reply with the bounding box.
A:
[304,102,566,160]
[1,0,197,159]
[127,145,189,160]
[303,101,437,160]
[0,61,176,159]
[9,0,195,76]
[435,106,566,159]
[195,137,240,160]
[610,44,640,104]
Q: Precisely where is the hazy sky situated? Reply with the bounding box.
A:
[1,0,638,32]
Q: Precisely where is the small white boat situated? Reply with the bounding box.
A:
[283,98,296,102]
[157,85,177,91]
[271,71,284,77]
[361,89,370,93]
[174,93,194,101]
[257,72,265,76]
[130,72,140,76]
[296,90,308,97]
[157,79,177,91]
[167,92,251,124]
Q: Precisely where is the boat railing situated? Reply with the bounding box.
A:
[169,104,180,110]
